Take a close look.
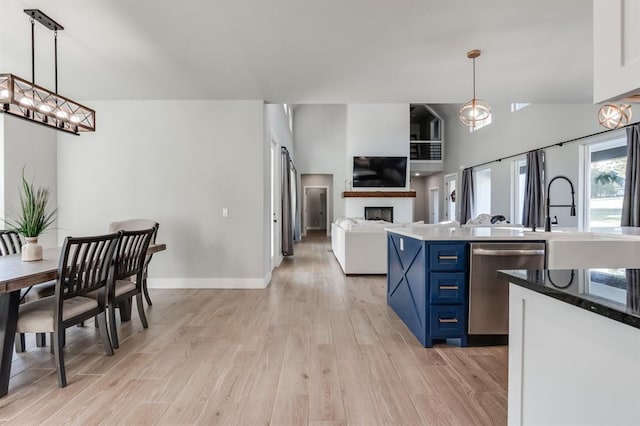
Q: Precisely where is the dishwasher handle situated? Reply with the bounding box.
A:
[472,248,545,256]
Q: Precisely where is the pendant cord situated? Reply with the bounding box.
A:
[54,30,58,94]
[30,18,35,83]
[472,57,476,100]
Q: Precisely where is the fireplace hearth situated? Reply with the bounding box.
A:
[365,207,394,223]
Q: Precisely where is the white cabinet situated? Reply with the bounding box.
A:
[593,0,640,103]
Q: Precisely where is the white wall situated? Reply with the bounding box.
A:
[57,100,269,288]
[294,105,347,220]
[346,104,413,221]
[1,115,58,248]
[435,103,603,227]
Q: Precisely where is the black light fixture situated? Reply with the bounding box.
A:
[0,10,95,135]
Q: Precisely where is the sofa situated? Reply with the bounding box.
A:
[331,218,459,275]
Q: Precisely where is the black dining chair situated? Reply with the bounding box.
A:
[108,220,159,306]
[100,228,154,349]
[15,232,120,387]
[0,230,51,351]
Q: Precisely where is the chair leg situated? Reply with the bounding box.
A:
[36,333,46,347]
[15,333,26,352]
[136,293,148,329]
[109,304,120,349]
[53,328,66,388]
[96,312,113,356]
[142,278,153,306]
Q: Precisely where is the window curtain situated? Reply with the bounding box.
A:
[281,148,295,256]
[621,124,640,226]
[522,150,545,228]
[459,168,474,224]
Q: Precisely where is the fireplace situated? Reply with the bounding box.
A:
[365,207,394,223]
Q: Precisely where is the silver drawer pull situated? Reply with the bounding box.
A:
[439,285,459,290]
[438,255,458,261]
[438,318,459,324]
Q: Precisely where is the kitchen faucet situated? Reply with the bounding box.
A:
[545,175,576,232]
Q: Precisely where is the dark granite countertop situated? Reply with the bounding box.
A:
[498,269,640,330]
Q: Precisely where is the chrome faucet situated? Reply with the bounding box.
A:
[545,175,576,232]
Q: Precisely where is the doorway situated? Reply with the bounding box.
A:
[270,136,283,269]
[444,173,457,222]
[304,186,330,234]
[429,187,440,223]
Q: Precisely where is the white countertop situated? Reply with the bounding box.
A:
[385,225,640,241]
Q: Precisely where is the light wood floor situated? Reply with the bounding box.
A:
[2,231,507,425]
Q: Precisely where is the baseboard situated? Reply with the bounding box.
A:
[149,272,272,289]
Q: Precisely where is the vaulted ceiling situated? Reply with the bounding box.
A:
[0,0,593,104]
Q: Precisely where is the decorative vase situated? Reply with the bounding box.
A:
[22,237,43,262]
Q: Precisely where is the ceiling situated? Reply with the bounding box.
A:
[0,0,593,104]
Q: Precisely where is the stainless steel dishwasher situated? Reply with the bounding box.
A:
[469,242,545,335]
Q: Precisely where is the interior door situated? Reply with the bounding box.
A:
[429,188,439,223]
[305,188,324,230]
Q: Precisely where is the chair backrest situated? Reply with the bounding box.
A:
[113,228,155,282]
[109,219,159,243]
[56,232,121,301]
[0,230,22,255]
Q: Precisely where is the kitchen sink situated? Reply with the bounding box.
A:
[542,232,640,269]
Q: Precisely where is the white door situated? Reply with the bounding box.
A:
[305,188,326,230]
[444,173,457,222]
[270,139,282,269]
[429,187,439,223]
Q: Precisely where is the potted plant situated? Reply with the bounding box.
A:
[5,169,58,261]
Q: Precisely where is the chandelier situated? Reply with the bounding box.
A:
[0,10,95,135]
[598,104,632,130]
[458,49,491,127]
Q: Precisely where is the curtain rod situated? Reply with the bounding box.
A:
[468,121,640,170]
[281,146,296,171]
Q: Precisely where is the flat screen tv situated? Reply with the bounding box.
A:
[352,156,407,188]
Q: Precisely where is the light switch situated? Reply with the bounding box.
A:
[222,208,229,217]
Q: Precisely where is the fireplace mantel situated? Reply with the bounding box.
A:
[342,191,416,198]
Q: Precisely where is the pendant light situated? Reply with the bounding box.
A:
[458,49,491,127]
[598,103,632,130]
[0,10,95,135]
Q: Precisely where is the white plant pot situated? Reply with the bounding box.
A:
[22,237,43,262]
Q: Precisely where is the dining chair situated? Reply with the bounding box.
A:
[0,230,51,351]
[103,228,154,349]
[15,232,120,388]
[108,219,159,306]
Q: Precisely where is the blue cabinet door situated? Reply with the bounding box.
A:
[429,243,467,271]
[429,272,466,304]
[387,234,427,346]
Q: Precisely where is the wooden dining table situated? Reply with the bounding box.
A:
[0,243,166,397]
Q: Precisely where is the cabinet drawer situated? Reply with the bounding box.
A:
[429,243,466,271]
[429,273,466,304]
[429,305,466,337]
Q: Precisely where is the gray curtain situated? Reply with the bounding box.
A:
[522,150,545,228]
[459,168,474,224]
[292,168,302,241]
[621,124,640,226]
[281,148,294,256]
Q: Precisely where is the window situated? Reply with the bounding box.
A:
[474,168,492,216]
[511,159,527,224]
[470,115,492,132]
[510,103,531,112]
[583,135,627,229]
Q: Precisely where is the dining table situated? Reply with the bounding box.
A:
[0,243,166,397]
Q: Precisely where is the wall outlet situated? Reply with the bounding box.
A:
[222,208,229,217]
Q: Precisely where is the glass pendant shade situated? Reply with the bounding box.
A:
[459,98,491,126]
[598,103,632,130]
[458,49,491,128]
